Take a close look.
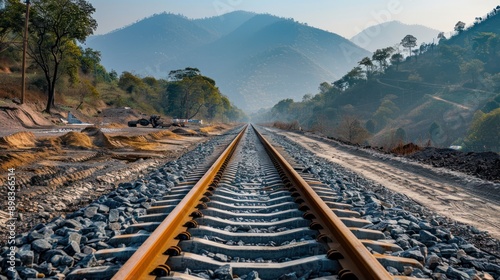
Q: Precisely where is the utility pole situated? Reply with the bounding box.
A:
[21,0,30,104]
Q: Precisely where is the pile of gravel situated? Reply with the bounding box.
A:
[407,148,500,183]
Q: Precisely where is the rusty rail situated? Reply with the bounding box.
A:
[253,125,393,280]
[112,125,247,280]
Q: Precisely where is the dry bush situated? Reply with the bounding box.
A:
[391,142,422,155]
[272,120,300,131]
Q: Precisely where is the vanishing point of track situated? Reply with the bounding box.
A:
[71,125,423,280]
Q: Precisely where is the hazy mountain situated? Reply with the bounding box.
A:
[350,21,441,52]
[192,11,257,37]
[85,11,370,111]
[259,10,500,151]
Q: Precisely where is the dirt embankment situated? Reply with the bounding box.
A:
[406,147,500,183]
[0,123,234,238]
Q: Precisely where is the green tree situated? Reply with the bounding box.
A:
[344,66,364,86]
[168,67,201,81]
[358,57,373,78]
[401,34,417,57]
[390,53,404,71]
[118,71,144,94]
[372,47,394,71]
[460,59,484,86]
[454,21,466,33]
[79,47,100,75]
[373,99,400,128]
[464,108,500,152]
[272,98,294,118]
[165,69,224,120]
[0,0,24,54]
[28,0,97,113]
[318,82,332,94]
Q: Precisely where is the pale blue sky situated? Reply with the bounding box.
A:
[87,1,499,38]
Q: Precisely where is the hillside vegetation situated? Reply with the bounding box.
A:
[85,11,370,111]
[258,6,500,153]
[0,0,245,123]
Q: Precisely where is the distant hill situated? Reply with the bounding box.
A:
[85,11,370,111]
[259,8,500,152]
[350,21,441,52]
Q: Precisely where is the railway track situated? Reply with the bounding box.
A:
[66,125,425,280]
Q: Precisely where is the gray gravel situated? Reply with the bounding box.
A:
[265,127,500,279]
[0,129,240,280]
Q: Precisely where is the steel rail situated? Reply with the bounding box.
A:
[253,125,394,280]
[112,125,247,280]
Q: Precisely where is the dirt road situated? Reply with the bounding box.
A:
[269,129,500,240]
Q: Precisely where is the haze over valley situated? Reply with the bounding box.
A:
[85,11,370,111]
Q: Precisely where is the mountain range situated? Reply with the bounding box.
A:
[350,21,441,52]
[85,11,370,111]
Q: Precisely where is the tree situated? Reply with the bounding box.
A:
[454,21,466,33]
[272,98,294,117]
[345,66,364,85]
[0,0,24,54]
[464,108,500,152]
[401,35,417,57]
[390,53,404,70]
[318,82,332,94]
[165,69,223,120]
[358,57,374,78]
[372,47,394,71]
[373,99,399,129]
[79,47,100,75]
[336,115,370,144]
[460,59,484,86]
[437,32,447,42]
[28,0,97,113]
[118,71,144,93]
[168,67,201,81]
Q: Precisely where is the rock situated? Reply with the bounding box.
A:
[279,272,298,280]
[109,209,120,223]
[446,266,470,280]
[28,231,45,242]
[214,264,233,280]
[63,219,83,229]
[18,250,34,266]
[64,232,82,246]
[426,255,441,270]
[36,261,53,275]
[98,204,110,213]
[64,241,81,256]
[76,254,97,268]
[19,267,39,278]
[419,230,439,245]
[84,207,99,218]
[5,268,21,280]
[214,253,228,262]
[31,239,52,253]
[401,249,425,262]
[91,213,108,222]
[246,271,261,280]
[108,222,121,231]
[386,266,399,275]
[40,249,67,263]
[60,255,74,267]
